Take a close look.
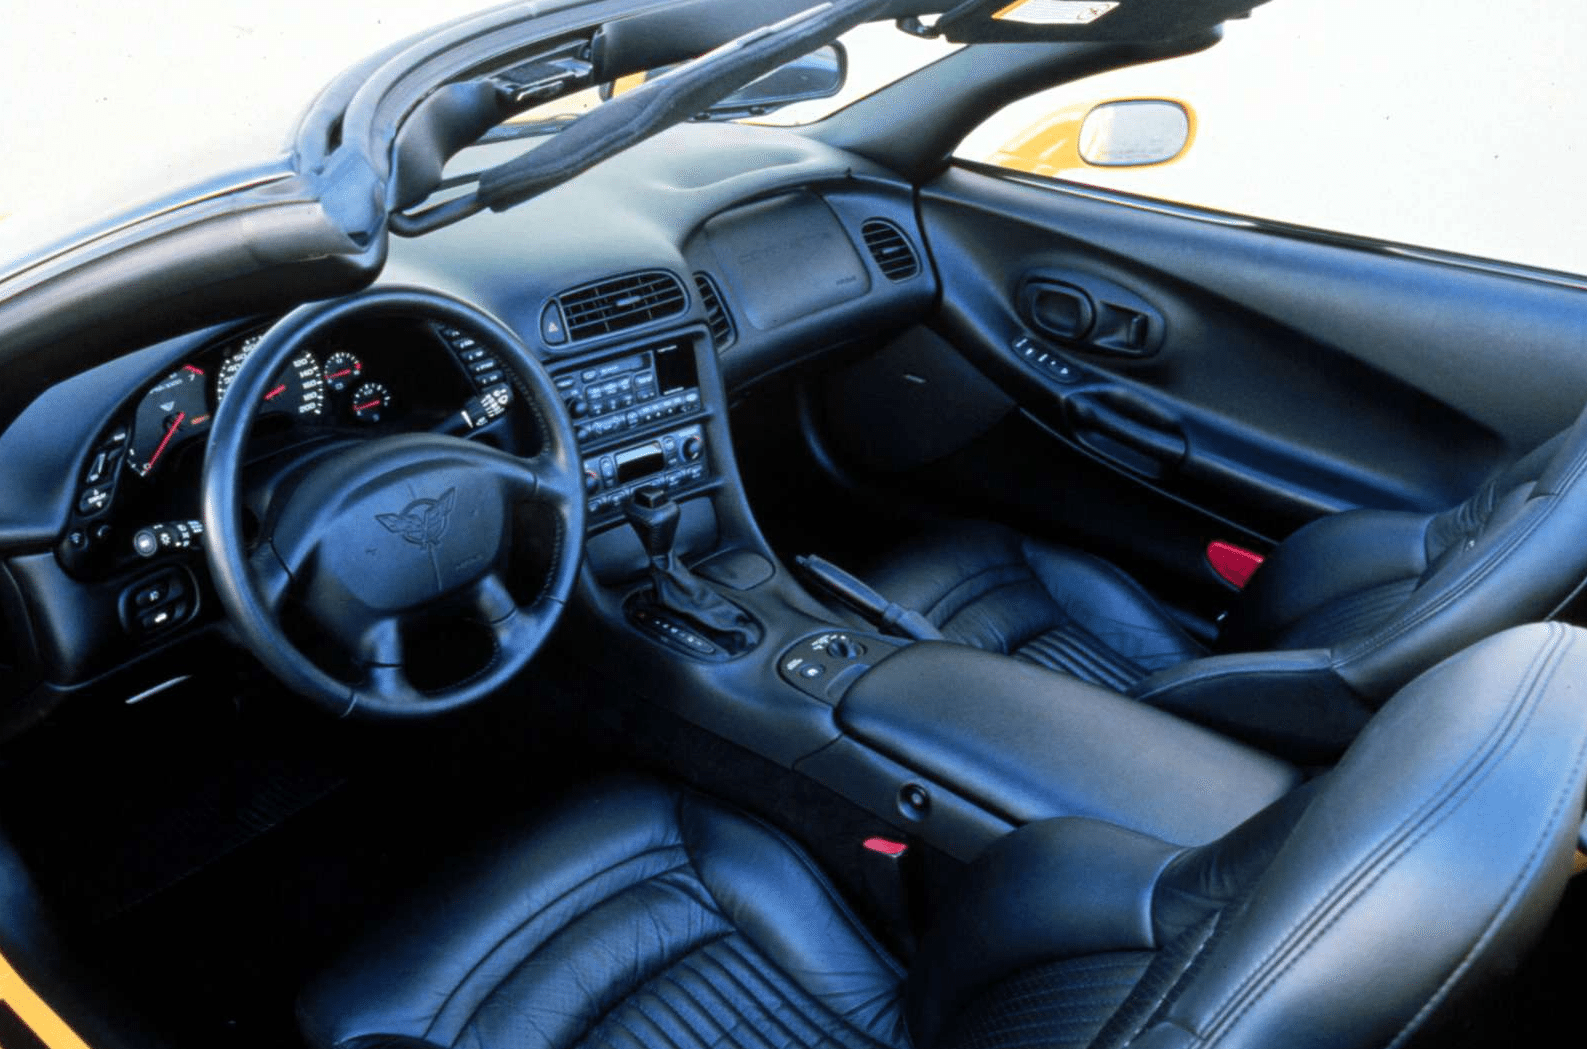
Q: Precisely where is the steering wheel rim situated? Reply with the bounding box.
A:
[201,288,585,718]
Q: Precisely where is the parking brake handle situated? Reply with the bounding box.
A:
[795,554,943,642]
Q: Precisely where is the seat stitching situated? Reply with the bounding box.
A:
[704,940,888,1049]
[639,961,769,1049]
[1336,465,1573,670]
[676,947,812,1049]
[680,795,907,983]
[1021,535,1204,655]
[922,562,1037,621]
[1385,646,1587,1047]
[1017,631,1142,690]
[1194,624,1569,1043]
[426,847,692,1039]
[563,931,737,1049]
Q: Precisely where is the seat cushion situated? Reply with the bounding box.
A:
[298,778,909,1049]
[864,522,1204,691]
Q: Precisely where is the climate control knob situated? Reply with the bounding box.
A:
[682,435,704,462]
[583,469,600,494]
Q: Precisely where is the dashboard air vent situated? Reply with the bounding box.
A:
[693,272,736,351]
[557,270,687,341]
[861,219,919,281]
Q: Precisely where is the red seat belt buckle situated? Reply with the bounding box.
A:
[1207,541,1264,589]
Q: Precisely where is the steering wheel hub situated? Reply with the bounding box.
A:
[273,439,511,618]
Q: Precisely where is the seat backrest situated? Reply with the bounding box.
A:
[1216,419,1587,704]
[913,622,1587,1049]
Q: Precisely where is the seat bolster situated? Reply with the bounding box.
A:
[908,818,1183,1048]
[1131,651,1373,764]
[677,796,909,1043]
[1018,538,1205,673]
[298,778,694,1049]
[1218,509,1430,652]
[1147,623,1587,1049]
[300,777,910,1049]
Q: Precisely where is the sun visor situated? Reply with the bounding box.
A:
[898,0,1271,43]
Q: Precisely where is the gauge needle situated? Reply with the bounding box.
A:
[145,411,186,472]
[264,384,288,401]
[353,399,382,412]
[327,368,354,381]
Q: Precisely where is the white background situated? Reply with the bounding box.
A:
[2,0,1584,274]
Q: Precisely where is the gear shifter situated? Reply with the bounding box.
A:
[625,486,760,653]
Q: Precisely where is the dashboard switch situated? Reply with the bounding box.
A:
[78,486,112,514]
[132,520,205,557]
[540,302,568,345]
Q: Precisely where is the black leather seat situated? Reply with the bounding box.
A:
[864,424,1587,756]
[301,623,1587,1049]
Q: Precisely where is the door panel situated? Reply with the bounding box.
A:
[818,165,1587,616]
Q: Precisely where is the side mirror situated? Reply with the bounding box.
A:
[1079,99,1192,166]
[604,43,846,120]
[991,98,1196,179]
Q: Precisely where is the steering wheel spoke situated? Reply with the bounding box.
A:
[249,542,295,614]
[525,447,586,509]
[470,572,519,624]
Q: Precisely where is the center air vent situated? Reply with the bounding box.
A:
[861,219,920,281]
[556,270,688,341]
[693,272,735,351]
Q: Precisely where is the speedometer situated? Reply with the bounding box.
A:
[215,334,325,418]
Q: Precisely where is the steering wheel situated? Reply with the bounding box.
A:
[201,289,585,718]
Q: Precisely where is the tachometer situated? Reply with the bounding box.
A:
[322,351,363,392]
[126,365,211,476]
[215,333,324,417]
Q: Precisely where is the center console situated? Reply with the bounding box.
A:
[555,322,1299,865]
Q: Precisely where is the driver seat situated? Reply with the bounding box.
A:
[862,419,1587,758]
[299,623,1587,1049]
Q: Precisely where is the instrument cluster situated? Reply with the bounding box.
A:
[123,330,398,479]
[58,316,508,581]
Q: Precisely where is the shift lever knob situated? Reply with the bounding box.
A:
[625,485,679,560]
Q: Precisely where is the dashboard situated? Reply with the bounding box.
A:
[56,316,512,582]
[0,120,937,731]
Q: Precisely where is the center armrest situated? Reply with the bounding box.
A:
[836,642,1302,845]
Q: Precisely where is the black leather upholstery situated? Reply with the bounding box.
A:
[301,624,1587,1049]
[836,642,1300,845]
[298,778,909,1049]
[863,522,1205,692]
[862,423,1587,755]
[915,622,1587,1048]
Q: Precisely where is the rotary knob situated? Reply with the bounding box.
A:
[583,468,600,494]
[682,435,704,461]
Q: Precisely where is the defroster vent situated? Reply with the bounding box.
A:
[556,270,688,341]
[693,272,735,351]
[861,219,920,281]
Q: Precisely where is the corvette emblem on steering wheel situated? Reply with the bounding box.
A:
[376,488,457,550]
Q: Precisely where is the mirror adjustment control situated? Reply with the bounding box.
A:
[778,630,895,702]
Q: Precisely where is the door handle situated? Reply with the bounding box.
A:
[1017,271,1165,357]
[1067,391,1187,476]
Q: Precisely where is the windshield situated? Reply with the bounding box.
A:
[0,5,956,273]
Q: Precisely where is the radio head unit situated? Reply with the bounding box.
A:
[556,338,712,526]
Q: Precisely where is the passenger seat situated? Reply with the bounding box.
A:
[859,421,1587,758]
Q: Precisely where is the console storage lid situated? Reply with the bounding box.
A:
[836,642,1302,845]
